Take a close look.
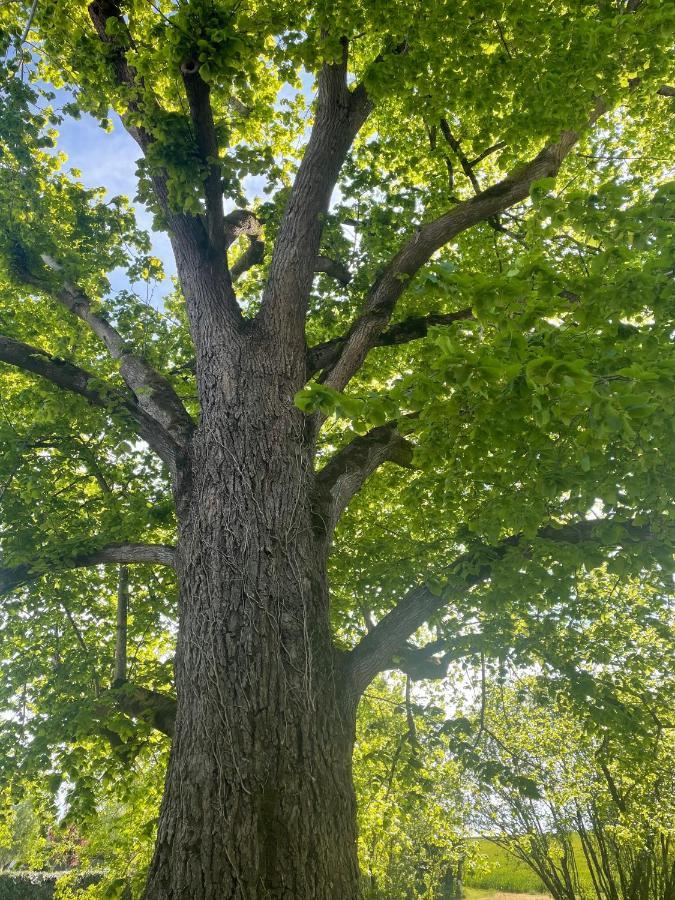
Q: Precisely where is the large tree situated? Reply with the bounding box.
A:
[0,0,673,896]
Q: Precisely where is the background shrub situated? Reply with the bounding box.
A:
[0,872,101,900]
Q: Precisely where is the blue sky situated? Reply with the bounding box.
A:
[58,111,177,297]
[54,73,313,303]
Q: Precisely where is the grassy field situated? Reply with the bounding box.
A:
[465,840,548,893]
[464,890,550,900]
[465,836,594,895]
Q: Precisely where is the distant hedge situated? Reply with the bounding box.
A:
[0,871,102,900]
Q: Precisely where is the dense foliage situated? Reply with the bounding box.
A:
[0,0,672,895]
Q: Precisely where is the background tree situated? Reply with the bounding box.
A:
[354,678,468,899]
[467,686,674,900]
[462,572,675,900]
[0,0,673,896]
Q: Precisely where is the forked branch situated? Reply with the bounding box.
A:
[323,104,608,391]
[0,333,181,467]
[34,255,194,449]
[230,236,352,288]
[259,38,377,338]
[87,0,200,246]
[307,308,473,376]
[345,518,652,696]
[87,0,240,331]
[181,60,226,254]
[313,421,414,535]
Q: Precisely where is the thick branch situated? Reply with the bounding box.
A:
[0,541,176,597]
[345,518,650,695]
[0,332,112,405]
[394,633,481,680]
[314,255,352,286]
[313,422,413,535]
[87,0,239,332]
[90,684,176,740]
[259,40,373,340]
[112,684,176,739]
[225,210,265,282]
[307,308,473,375]
[34,256,193,448]
[231,239,265,283]
[0,333,181,469]
[181,60,225,254]
[231,242,351,288]
[86,0,198,242]
[324,105,607,391]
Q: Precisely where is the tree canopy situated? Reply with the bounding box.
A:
[0,0,673,895]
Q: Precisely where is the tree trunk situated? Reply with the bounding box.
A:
[144,339,361,899]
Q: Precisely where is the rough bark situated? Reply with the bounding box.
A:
[144,336,361,899]
[139,91,621,895]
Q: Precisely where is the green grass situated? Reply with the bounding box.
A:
[463,890,549,900]
[465,840,548,893]
[465,836,596,895]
